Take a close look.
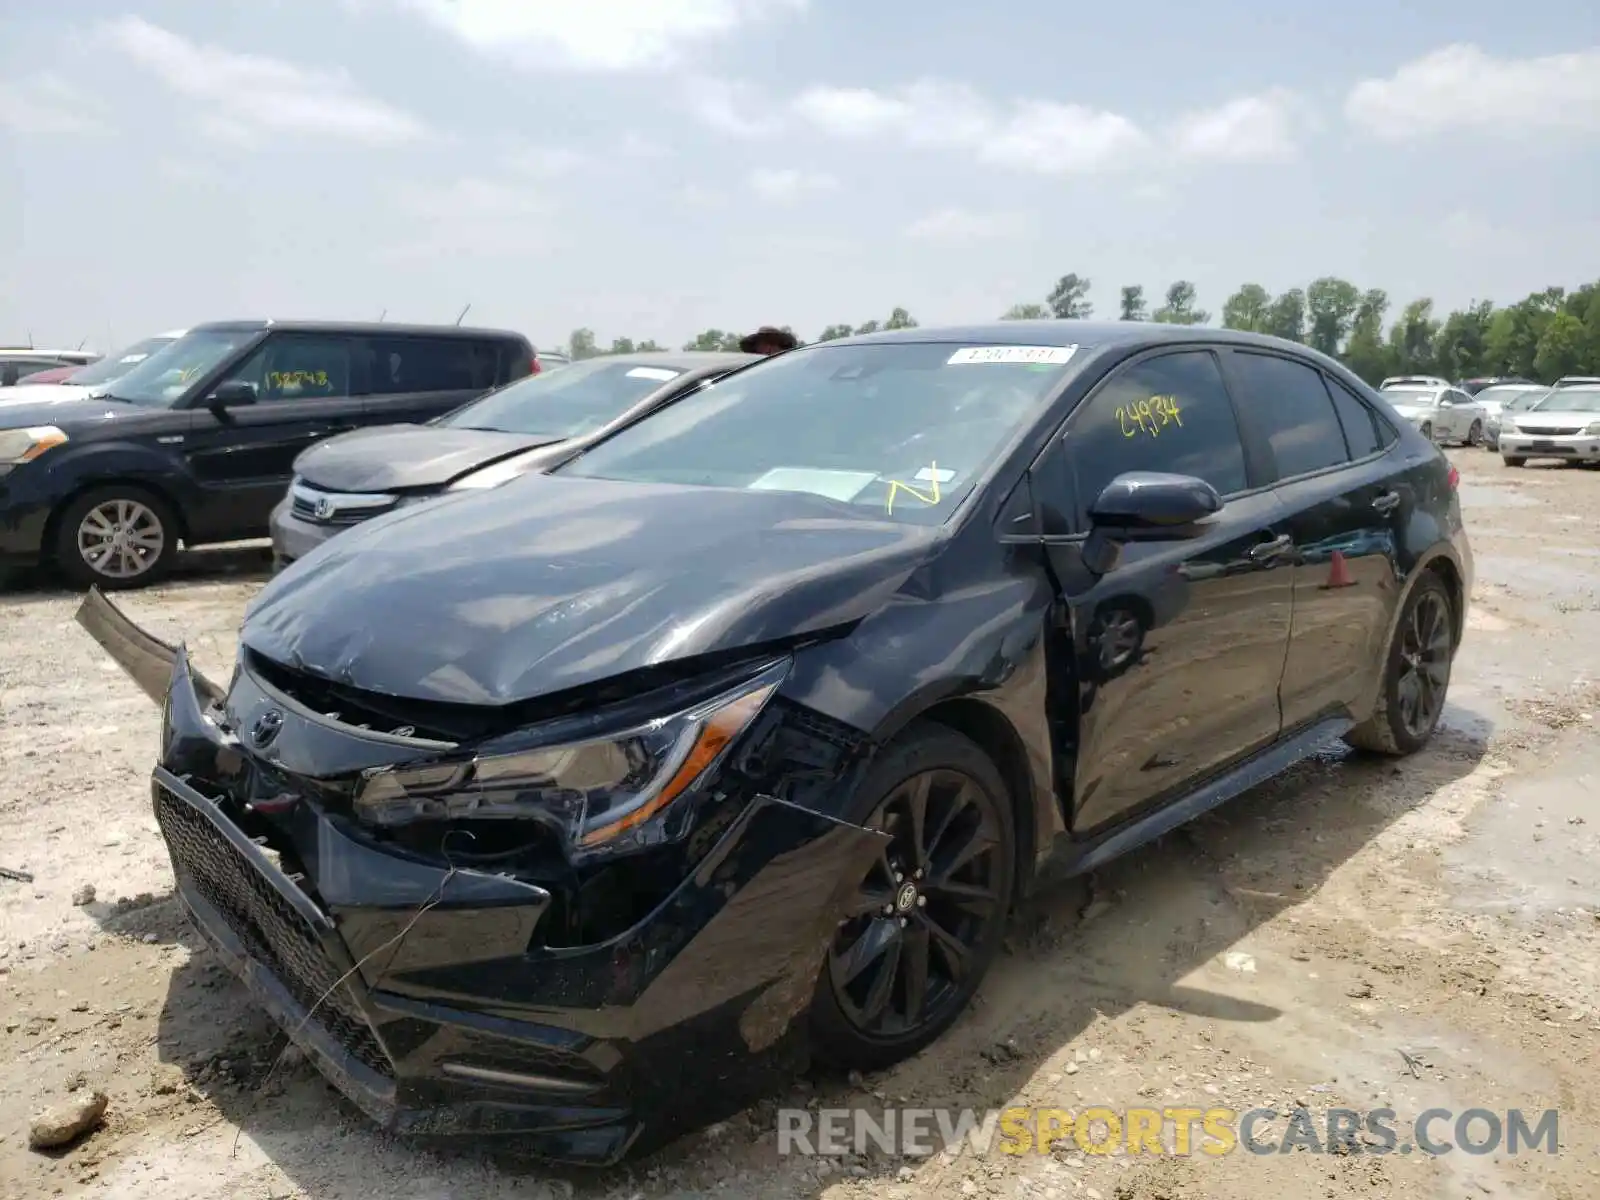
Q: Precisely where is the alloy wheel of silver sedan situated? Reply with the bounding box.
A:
[75,499,166,581]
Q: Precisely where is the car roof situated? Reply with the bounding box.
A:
[188,319,529,340]
[827,320,1343,356]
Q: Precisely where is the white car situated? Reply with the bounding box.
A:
[1378,384,1486,446]
[0,330,186,409]
[1474,384,1550,450]
[1499,384,1600,466]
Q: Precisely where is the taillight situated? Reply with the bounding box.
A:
[1446,464,1459,490]
[529,356,541,376]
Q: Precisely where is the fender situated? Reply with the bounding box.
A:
[1353,540,1468,721]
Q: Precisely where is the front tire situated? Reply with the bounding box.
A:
[1419,422,1433,442]
[810,723,1016,1073]
[1466,420,1483,446]
[53,485,178,590]
[1344,573,1454,756]
[1503,456,1526,468]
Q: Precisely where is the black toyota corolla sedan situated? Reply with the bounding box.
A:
[79,322,1471,1165]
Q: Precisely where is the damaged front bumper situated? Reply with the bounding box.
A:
[76,588,889,1165]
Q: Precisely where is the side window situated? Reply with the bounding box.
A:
[221,336,353,402]
[1229,352,1349,479]
[1067,350,1248,512]
[366,337,498,395]
[1325,376,1389,456]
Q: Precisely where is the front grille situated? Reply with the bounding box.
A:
[1522,427,1584,437]
[154,784,394,1079]
[289,492,381,527]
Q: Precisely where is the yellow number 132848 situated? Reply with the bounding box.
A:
[1115,394,1183,439]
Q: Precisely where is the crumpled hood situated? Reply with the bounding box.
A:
[0,384,98,412]
[0,396,128,430]
[242,472,943,705]
[295,424,561,493]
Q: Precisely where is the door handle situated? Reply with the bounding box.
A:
[1249,533,1294,563]
[1372,491,1401,514]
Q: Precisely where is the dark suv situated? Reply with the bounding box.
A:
[0,320,533,588]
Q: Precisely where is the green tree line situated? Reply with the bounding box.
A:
[561,275,1600,385]
[998,273,1600,385]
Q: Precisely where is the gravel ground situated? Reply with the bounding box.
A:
[3,451,1600,1199]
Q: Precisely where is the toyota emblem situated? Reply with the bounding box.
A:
[314,497,334,521]
[250,709,284,748]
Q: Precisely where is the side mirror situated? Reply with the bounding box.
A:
[1082,472,1222,575]
[207,380,257,409]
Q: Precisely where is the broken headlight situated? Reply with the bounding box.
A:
[351,659,788,856]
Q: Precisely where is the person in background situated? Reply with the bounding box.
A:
[739,326,799,356]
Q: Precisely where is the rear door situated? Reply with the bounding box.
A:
[1220,349,1406,730]
[1037,346,1295,834]
[359,335,510,429]
[178,332,365,539]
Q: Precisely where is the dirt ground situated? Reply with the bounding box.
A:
[4,450,1600,1199]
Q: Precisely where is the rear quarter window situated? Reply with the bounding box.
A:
[366,336,502,394]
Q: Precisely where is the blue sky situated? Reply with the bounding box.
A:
[2,1,1597,353]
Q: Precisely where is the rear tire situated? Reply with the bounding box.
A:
[1344,573,1455,756]
[53,485,178,590]
[810,723,1016,1073]
[1503,456,1526,468]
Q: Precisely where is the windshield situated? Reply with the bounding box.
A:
[441,358,689,437]
[1381,388,1437,407]
[1532,387,1600,413]
[104,329,260,406]
[64,336,179,387]
[556,341,1080,524]
[1476,385,1539,404]
[1506,390,1550,412]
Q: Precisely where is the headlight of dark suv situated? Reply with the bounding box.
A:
[351,659,789,858]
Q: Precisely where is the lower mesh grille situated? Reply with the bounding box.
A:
[154,784,393,1079]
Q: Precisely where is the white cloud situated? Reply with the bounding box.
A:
[904,208,1024,242]
[748,167,838,202]
[1346,43,1600,139]
[790,80,1146,174]
[390,177,554,256]
[0,73,107,135]
[101,16,427,146]
[376,0,806,70]
[1167,89,1303,162]
[684,76,775,137]
[500,143,590,177]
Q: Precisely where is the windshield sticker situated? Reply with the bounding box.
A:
[885,463,942,515]
[1116,394,1183,440]
[750,467,878,503]
[915,467,956,483]
[947,345,1077,367]
[118,354,149,364]
[626,367,680,381]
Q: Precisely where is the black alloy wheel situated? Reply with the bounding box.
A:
[811,725,1015,1071]
[1344,573,1454,756]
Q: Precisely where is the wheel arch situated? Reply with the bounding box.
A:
[901,695,1043,902]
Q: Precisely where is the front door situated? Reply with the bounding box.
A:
[179,333,365,540]
[1220,350,1406,729]
[1038,348,1296,835]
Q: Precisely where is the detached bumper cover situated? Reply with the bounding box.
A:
[77,589,889,1165]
